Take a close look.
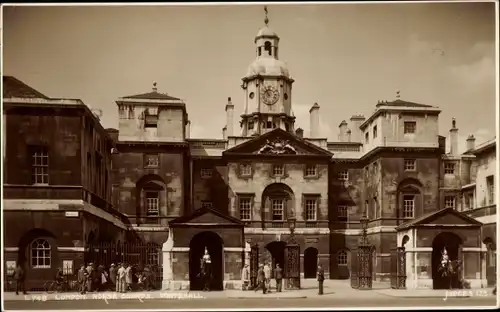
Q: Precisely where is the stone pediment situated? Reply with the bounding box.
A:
[223,128,332,157]
[396,207,483,231]
[168,207,244,228]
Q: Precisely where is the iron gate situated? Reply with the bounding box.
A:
[250,243,259,289]
[350,246,373,289]
[390,247,406,289]
[284,242,300,289]
[86,242,163,289]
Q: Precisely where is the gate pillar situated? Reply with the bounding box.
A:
[250,243,259,289]
[284,242,301,289]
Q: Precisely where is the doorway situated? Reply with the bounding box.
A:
[265,241,286,273]
[431,232,462,289]
[303,247,318,278]
[189,231,224,291]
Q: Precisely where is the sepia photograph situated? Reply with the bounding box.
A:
[1,1,498,310]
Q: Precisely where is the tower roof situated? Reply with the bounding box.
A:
[255,26,279,42]
[246,58,290,78]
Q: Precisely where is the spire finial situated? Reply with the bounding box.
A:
[264,6,269,26]
[396,90,401,99]
[152,81,157,92]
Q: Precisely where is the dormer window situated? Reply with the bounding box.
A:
[404,121,416,134]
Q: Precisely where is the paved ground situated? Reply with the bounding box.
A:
[3,296,497,310]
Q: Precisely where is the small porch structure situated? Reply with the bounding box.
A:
[396,207,485,289]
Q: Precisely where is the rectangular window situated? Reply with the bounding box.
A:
[463,192,473,210]
[487,175,495,204]
[338,205,348,221]
[271,199,284,221]
[239,164,252,177]
[239,197,252,221]
[144,113,158,128]
[145,191,159,216]
[373,126,378,139]
[365,132,369,144]
[304,165,317,177]
[273,164,284,176]
[304,198,318,221]
[404,159,416,171]
[404,121,416,134]
[201,201,212,209]
[31,146,49,185]
[444,196,456,209]
[144,153,159,168]
[403,195,415,218]
[444,162,455,175]
[338,170,349,181]
[266,121,273,129]
[200,168,213,179]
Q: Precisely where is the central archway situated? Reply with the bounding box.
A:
[189,231,224,291]
[432,232,463,289]
[265,241,286,273]
[304,247,318,278]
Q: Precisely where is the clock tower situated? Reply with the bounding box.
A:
[240,7,295,137]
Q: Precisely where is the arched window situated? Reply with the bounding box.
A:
[337,250,348,266]
[264,41,272,56]
[31,239,51,268]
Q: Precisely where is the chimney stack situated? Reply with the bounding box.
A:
[349,114,366,142]
[449,118,458,155]
[466,134,476,151]
[185,120,191,139]
[295,128,304,138]
[338,120,348,142]
[346,129,352,142]
[222,126,227,140]
[309,103,320,138]
[92,109,103,121]
[225,97,234,137]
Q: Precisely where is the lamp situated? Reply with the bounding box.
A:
[288,216,296,234]
[360,215,369,232]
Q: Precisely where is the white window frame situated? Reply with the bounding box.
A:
[32,147,49,185]
[404,121,416,134]
[271,199,284,221]
[304,198,318,221]
[338,171,349,181]
[404,159,416,171]
[273,164,285,176]
[305,165,317,177]
[240,164,252,177]
[444,196,456,209]
[337,250,348,266]
[239,197,252,221]
[338,205,349,220]
[200,168,213,179]
[403,195,415,218]
[145,191,160,216]
[444,163,455,175]
[31,239,51,269]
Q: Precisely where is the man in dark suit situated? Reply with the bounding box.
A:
[274,263,283,292]
[317,264,325,295]
[14,264,26,295]
[255,264,266,294]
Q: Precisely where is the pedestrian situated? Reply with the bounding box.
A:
[125,263,132,291]
[274,263,283,292]
[86,263,94,292]
[109,264,117,291]
[493,285,497,295]
[77,265,87,294]
[99,265,108,291]
[255,264,266,294]
[14,264,26,295]
[317,264,325,295]
[144,266,152,291]
[241,264,250,290]
[117,263,126,293]
[263,262,271,293]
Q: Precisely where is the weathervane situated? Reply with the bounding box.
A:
[264,6,269,26]
[396,90,401,99]
[153,81,157,92]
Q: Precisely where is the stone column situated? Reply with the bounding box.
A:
[162,229,174,290]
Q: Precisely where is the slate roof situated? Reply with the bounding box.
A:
[376,99,434,108]
[3,76,49,99]
[122,91,181,101]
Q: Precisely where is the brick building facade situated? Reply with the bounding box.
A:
[2,18,496,290]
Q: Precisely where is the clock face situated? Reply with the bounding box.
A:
[261,85,280,105]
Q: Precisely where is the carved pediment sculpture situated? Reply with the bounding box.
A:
[257,138,297,155]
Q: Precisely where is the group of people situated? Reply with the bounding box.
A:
[241,262,325,295]
[77,262,157,294]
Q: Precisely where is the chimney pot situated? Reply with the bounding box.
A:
[295,128,304,138]
[466,134,476,151]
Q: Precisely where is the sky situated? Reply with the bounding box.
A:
[2,2,497,153]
